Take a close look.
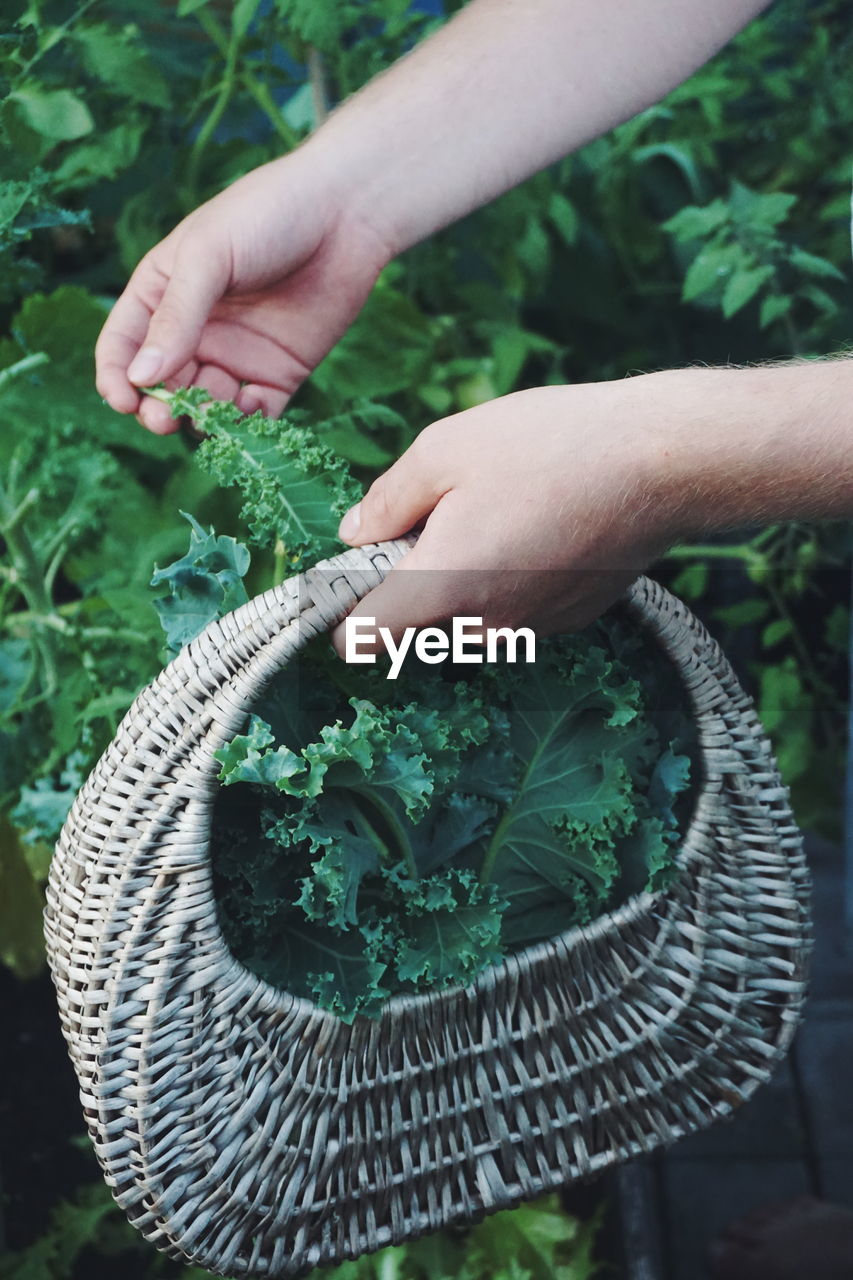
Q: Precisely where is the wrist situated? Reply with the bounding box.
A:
[293,129,400,266]
[265,140,398,268]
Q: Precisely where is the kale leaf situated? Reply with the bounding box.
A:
[159,387,361,566]
[208,639,692,1022]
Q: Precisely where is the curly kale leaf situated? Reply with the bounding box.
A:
[217,696,486,820]
[389,866,506,989]
[159,389,361,564]
[150,512,250,653]
[254,858,505,1020]
[478,644,684,947]
[210,632,692,1022]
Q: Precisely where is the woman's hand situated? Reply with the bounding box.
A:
[95,150,393,434]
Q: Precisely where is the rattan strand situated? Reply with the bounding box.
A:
[44,541,810,1278]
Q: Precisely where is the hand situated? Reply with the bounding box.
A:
[95,150,392,433]
[330,376,686,654]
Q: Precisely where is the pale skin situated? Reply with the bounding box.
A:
[94,0,852,649]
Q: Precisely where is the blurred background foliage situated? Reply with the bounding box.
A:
[1,0,852,1271]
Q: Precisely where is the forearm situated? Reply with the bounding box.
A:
[306,0,770,253]
[649,360,853,540]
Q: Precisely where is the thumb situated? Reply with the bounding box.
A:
[338,431,450,545]
[127,240,230,387]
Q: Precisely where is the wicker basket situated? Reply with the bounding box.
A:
[44,540,810,1278]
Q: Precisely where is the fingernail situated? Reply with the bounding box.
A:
[127,347,163,386]
[338,503,361,542]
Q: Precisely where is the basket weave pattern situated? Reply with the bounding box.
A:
[44,542,810,1277]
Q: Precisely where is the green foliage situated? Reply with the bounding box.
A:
[665,181,843,324]
[159,387,362,565]
[151,513,250,654]
[2,0,846,1271]
[0,1178,600,1280]
[0,289,200,975]
[300,1194,602,1280]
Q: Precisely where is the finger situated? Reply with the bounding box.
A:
[330,511,489,658]
[127,237,231,389]
[337,428,451,545]
[135,359,200,434]
[136,395,182,435]
[95,286,157,413]
[136,394,187,435]
[235,382,289,418]
[194,363,241,404]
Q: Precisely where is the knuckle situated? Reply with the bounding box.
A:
[363,475,392,524]
[410,419,451,484]
[149,298,184,335]
[411,422,439,460]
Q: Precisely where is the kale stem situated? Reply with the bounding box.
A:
[271,538,287,588]
[480,722,561,886]
[350,787,418,879]
[479,806,512,887]
[349,804,390,862]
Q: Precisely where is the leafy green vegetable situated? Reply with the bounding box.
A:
[207,624,692,1022]
[159,387,361,566]
[151,512,250,653]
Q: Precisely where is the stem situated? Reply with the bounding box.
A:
[186,15,245,199]
[349,803,391,862]
[1,487,40,534]
[271,538,287,588]
[241,73,302,149]
[3,611,68,636]
[194,5,229,56]
[763,574,835,703]
[0,475,59,694]
[17,0,98,77]
[0,352,49,391]
[351,787,418,879]
[307,47,329,128]
[377,1250,401,1280]
[663,543,766,567]
[195,5,300,150]
[480,719,566,885]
